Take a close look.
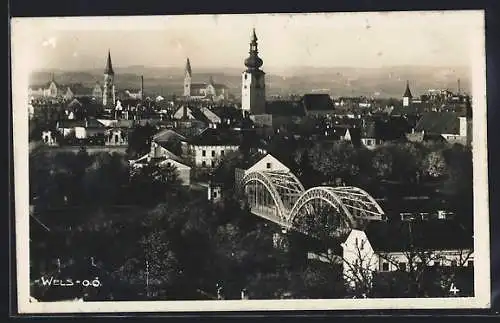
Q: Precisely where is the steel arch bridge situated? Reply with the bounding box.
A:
[242,170,385,236]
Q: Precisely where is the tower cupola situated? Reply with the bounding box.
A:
[244,28,263,71]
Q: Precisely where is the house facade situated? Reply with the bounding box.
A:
[188,128,240,168]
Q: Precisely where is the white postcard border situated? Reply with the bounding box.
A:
[11,10,490,313]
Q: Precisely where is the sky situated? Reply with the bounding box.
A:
[11,11,484,73]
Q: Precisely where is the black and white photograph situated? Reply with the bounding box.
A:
[11,11,490,313]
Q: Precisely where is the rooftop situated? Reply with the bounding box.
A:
[265,100,305,117]
[414,112,460,135]
[301,94,335,112]
[189,127,242,146]
[365,219,472,252]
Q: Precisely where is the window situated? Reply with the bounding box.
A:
[434,261,441,267]
[451,260,457,267]
[382,262,389,271]
[467,260,474,268]
[166,162,171,167]
[212,151,216,157]
[399,262,407,271]
[202,161,206,167]
[266,162,271,169]
[202,150,206,157]
[221,150,225,157]
[211,161,215,168]
[213,191,218,198]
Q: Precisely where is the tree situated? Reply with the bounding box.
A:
[82,153,129,206]
[129,162,181,205]
[140,231,180,298]
[308,141,361,185]
[372,147,393,179]
[441,144,473,230]
[422,150,447,179]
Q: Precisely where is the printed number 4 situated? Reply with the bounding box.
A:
[449,283,460,295]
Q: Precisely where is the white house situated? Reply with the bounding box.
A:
[244,153,290,175]
[339,220,474,291]
[413,112,472,146]
[41,130,57,146]
[188,128,240,168]
[341,229,379,290]
[129,144,191,186]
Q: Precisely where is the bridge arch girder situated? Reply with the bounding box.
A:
[242,170,299,224]
[327,186,385,221]
[289,187,355,226]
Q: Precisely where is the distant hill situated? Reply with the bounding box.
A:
[29,65,471,99]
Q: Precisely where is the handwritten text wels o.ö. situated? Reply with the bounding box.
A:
[34,276,102,288]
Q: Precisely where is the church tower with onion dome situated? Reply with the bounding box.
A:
[242,28,266,115]
[103,50,116,108]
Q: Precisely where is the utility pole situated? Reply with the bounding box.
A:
[145,259,150,298]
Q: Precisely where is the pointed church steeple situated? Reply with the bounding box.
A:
[105,50,114,75]
[244,28,263,71]
[185,58,192,77]
[403,80,412,98]
[402,80,413,108]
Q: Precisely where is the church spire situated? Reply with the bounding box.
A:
[244,28,263,71]
[403,80,412,98]
[105,50,114,75]
[185,58,192,77]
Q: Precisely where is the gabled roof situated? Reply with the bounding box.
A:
[228,151,267,171]
[153,129,187,143]
[414,112,460,135]
[365,220,473,252]
[189,127,241,146]
[390,106,418,117]
[265,100,305,117]
[150,146,183,163]
[86,118,106,129]
[212,106,243,120]
[189,107,211,123]
[301,94,335,112]
[67,98,82,108]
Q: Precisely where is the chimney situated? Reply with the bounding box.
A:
[141,75,144,99]
[457,78,461,95]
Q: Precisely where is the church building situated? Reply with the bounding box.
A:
[403,80,413,107]
[183,58,228,101]
[103,50,116,109]
[241,28,266,116]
